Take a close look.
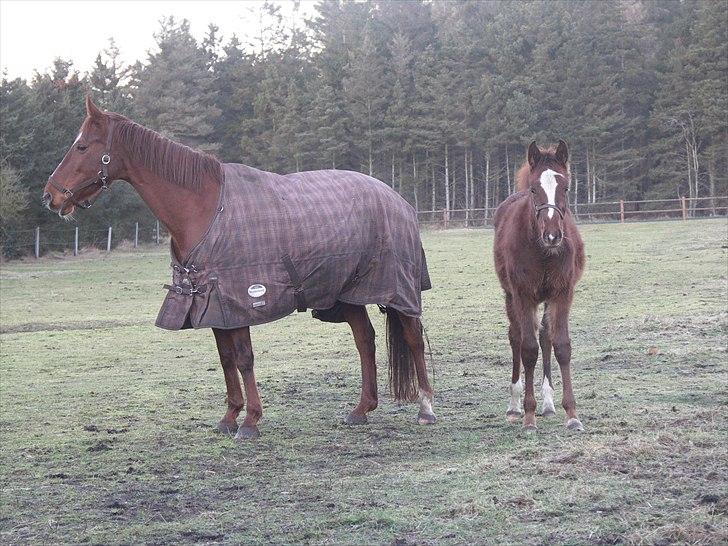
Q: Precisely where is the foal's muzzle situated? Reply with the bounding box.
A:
[543,230,563,248]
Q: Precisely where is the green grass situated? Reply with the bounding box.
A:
[1,219,727,545]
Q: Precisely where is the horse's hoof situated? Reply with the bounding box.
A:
[506,410,523,422]
[216,420,238,434]
[541,409,556,418]
[344,412,368,425]
[523,424,537,433]
[417,412,437,425]
[235,425,260,441]
[566,418,584,432]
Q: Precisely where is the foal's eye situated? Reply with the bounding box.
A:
[530,188,536,194]
[77,144,88,152]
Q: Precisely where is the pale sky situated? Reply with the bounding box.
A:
[0,0,318,81]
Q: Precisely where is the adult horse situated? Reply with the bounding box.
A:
[493,141,585,431]
[42,96,436,441]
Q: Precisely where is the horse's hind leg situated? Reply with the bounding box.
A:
[214,327,262,440]
[548,293,584,431]
[539,305,556,417]
[212,328,245,435]
[505,292,523,421]
[397,313,436,425]
[342,304,378,425]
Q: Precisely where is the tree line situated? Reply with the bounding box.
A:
[1,0,726,255]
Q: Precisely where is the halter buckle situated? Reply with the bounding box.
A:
[101,154,111,165]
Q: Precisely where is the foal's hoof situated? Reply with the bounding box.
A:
[506,410,523,423]
[566,418,584,432]
[235,425,261,441]
[216,420,238,435]
[417,412,437,425]
[523,424,538,433]
[344,412,368,425]
[541,409,557,418]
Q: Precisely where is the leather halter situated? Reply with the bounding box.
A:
[48,120,115,213]
[535,202,565,219]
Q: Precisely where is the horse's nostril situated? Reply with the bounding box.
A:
[42,192,52,205]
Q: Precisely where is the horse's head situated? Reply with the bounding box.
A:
[42,96,118,218]
[525,140,570,250]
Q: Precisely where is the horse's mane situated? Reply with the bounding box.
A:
[516,145,565,192]
[108,113,222,191]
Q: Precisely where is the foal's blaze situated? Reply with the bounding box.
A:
[494,140,586,432]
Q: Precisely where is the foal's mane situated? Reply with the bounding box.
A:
[515,145,564,192]
[108,113,222,191]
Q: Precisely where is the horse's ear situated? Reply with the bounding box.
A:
[85,94,103,120]
[527,141,541,169]
[555,139,569,166]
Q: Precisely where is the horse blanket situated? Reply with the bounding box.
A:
[155,163,431,330]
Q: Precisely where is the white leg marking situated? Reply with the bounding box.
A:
[541,378,556,415]
[418,389,434,416]
[507,378,523,414]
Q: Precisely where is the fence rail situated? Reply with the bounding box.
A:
[2,196,726,259]
[416,195,728,228]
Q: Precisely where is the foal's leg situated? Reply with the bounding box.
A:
[213,327,263,440]
[212,328,245,434]
[342,304,378,425]
[517,298,540,430]
[548,293,584,431]
[398,313,436,425]
[539,305,556,417]
[505,292,523,421]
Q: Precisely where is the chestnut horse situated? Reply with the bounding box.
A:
[42,96,436,441]
[493,140,585,431]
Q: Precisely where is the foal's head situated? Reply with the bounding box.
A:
[42,96,117,218]
[521,140,570,250]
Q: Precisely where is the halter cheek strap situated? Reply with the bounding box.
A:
[48,120,115,213]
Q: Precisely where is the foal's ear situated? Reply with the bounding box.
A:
[85,94,104,120]
[555,139,569,166]
[527,141,541,169]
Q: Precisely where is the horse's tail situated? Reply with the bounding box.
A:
[383,307,419,402]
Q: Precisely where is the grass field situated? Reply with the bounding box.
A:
[1,219,727,545]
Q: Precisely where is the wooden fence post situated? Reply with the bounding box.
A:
[619,200,625,223]
[156,220,160,244]
[34,227,40,258]
[681,196,687,220]
[134,222,139,248]
[107,227,112,252]
[74,227,79,256]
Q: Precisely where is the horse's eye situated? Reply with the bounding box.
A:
[530,188,536,194]
[77,144,88,152]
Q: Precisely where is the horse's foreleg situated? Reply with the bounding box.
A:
[398,313,436,425]
[505,293,523,421]
[342,304,378,425]
[212,328,245,435]
[232,327,263,440]
[539,305,556,417]
[517,299,539,430]
[548,294,583,431]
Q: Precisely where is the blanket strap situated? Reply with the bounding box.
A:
[282,254,307,312]
[163,284,208,296]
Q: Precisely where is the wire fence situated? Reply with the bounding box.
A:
[2,196,726,259]
[416,195,728,228]
[2,220,168,259]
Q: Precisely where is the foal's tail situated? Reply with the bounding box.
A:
[383,307,419,402]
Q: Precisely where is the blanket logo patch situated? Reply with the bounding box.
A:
[248,284,267,298]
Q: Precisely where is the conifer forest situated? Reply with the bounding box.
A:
[1,0,726,251]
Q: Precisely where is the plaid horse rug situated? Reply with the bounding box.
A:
[156,163,431,330]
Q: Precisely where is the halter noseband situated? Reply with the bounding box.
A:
[534,202,565,219]
[48,120,115,214]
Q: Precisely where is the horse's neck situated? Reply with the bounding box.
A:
[124,162,220,259]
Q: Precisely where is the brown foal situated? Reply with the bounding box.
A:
[493,140,586,431]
